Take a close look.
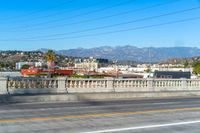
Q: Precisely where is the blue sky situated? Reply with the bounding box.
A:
[0,0,200,50]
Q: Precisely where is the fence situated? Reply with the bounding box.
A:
[66,78,200,93]
[7,77,58,89]
[66,78,200,88]
[1,77,200,94]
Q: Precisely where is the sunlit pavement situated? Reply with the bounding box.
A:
[1,97,200,133]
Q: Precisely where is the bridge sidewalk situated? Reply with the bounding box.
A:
[1,91,200,104]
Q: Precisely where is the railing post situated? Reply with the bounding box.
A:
[0,77,9,95]
[57,77,67,93]
[147,78,154,91]
[181,79,187,90]
[106,78,115,92]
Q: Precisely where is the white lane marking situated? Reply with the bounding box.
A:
[82,120,200,133]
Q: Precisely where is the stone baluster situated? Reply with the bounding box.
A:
[115,80,119,88]
[85,80,88,88]
[82,80,85,88]
[67,80,70,88]
[129,80,132,88]
[78,80,81,88]
[94,80,97,88]
[74,80,76,88]
[95,80,98,88]
[70,80,73,88]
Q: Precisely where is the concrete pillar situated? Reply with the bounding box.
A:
[181,79,188,90]
[0,77,8,95]
[147,78,154,91]
[106,78,114,92]
[57,77,67,93]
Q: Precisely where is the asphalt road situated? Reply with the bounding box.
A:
[1,97,200,133]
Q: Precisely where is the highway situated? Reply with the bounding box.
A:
[1,97,200,133]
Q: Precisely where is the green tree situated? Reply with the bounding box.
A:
[184,60,189,68]
[44,50,56,62]
[145,68,151,73]
[21,64,30,69]
[192,62,200,75]
[44,50,56,69]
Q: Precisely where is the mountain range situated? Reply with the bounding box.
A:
[40,45,200,62]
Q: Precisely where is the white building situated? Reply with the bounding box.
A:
[98,67,115,73]
[74,57,98,72]
[15,62,46,70]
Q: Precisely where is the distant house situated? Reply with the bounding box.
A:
[74,57,98,72]
[15,62,46,70]
[153,71,191,79]
[118,74,143,79]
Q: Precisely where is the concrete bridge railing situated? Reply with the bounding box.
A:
[1,77,200,95]
[66,78,200,93]
[7,77,58,89]
[1,77,65,94]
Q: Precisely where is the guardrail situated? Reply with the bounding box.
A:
[66,78,199,88]
[66,78,200,93]
[7,77,58,89]
[1,77,200,94]
[66,79,108,89]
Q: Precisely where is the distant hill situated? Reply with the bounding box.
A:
[41,46,200,62]
[160,56,200,65]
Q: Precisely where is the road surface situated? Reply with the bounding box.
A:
[1,97,200,133]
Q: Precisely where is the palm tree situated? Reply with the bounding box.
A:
[44,50,56,69]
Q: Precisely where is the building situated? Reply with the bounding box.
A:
[16,62,34,70]
[16,62,46,70]
[0,72,21,77]
[98,67,115,73]
[153,71,191,79]
[21,67,73,77]
[74,57,98,72]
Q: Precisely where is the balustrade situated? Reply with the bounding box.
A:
[6,77,200,91]
[66,79,108,89]
[187,79,200,87]
[7,77,58,89]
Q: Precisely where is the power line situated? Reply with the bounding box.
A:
[1,0,106,24]
[0,0,75,21]
[2,0,136,30]
[6,0,181,32]
[31,16,200,41]
[7,6,200,40]
[18,0,104,22]
[1,16,200,41]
